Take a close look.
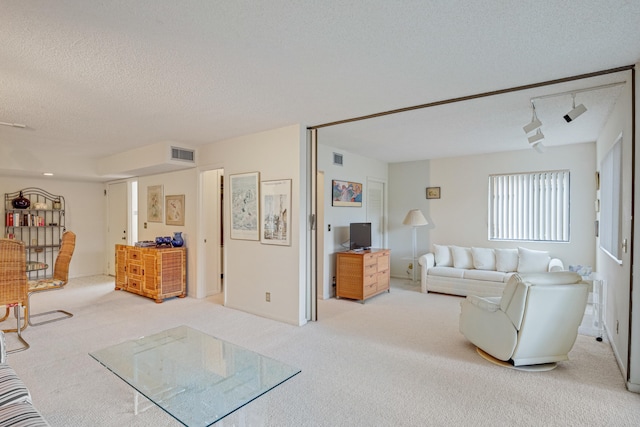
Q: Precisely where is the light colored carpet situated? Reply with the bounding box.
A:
[2,276,639,426]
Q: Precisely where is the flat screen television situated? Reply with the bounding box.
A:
[350,222,372,250]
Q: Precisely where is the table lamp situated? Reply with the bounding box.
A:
[403,209,428,282]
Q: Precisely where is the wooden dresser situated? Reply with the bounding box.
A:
[336,248,390,302]
[115,244,186,303]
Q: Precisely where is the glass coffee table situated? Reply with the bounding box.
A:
[90,325,300,426]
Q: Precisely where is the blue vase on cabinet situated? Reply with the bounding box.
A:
[171,232,184,247]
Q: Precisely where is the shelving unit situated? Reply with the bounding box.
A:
[4,188,65,279]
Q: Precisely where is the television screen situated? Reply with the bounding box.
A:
[350,222,372,250]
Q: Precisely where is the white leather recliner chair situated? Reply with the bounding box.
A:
[459,271,589,369]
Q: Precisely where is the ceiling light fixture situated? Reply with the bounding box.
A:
[0,121,26,129]
[527,129,544,145]
[563,94,587,122]
[523,102,542,134]
[532,142,546,153]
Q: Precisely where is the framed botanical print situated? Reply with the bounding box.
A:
[147,185,163,222]
[165,194,185,226]
[229,172,260,240]
[260,179,291,246]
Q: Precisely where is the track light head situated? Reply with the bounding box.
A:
[564,94,587,122]
[523,117,542,134]
[527,129,544,144]
[532,142,546,153]
[523,102,542,134]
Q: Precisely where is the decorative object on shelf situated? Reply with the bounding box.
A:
[165,194,185,226]
[52,199,61,210]
[426,187,441,199]
[171,232,184,247]
[260,179,292,246]
[147,185,163,223]
[155,236,172,247]
[229,171,260,240]
[403,209,428,283]
[33,202,47,210]
[331,179,362,207]
[11,191,31,209]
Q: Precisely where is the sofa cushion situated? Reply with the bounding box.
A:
[433,244,452,267]
[0,401,49,427]
[495,248,518,272]
[427,266,465,279]
[463,269,506,282]
[471,247,496,270]
[0,365,32,407]
[517,247,551,273]
[451,246,473,269]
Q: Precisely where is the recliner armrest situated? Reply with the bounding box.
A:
[465,295,501,312]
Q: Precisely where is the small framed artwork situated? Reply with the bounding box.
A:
[165,194,185,226]
[147,185,163,222]
[332,179,362,207]
[229,172,260,240]
[426,187,441,199]
[261,179,292,246]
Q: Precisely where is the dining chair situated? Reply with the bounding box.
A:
[0,239,30,353]
[27,231,76,326]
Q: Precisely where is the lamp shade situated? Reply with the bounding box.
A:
[403,209,428,226]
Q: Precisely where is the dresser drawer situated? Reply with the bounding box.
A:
[128,263,142,276]
[127,279,141,291]
[363,281,377,297]
[364,273,377,286]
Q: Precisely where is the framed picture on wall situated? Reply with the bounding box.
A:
[331,179,362,207]
[229,171,260,240]
[147,185,163,222]
[165,194,185,226]
[426,187,441,199]
[260,179,292,246]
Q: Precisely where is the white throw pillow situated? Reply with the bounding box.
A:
[433,244,453,267]
[517,247,551,273]
[495,248,519,272]
[451,246,473,269]
[471,247,496,270]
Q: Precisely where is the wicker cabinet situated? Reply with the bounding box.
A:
[336,249,390,302]
[115,244,186,303]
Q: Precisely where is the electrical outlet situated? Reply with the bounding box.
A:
[266,292,271,302]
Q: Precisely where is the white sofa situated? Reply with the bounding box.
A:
[418,245,564,297]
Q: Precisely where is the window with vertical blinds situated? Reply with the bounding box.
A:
[489,170,570,242]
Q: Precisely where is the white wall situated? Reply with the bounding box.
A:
[198,124,307,325]
[318,144,388,299]
[596,76,636,390]
[0,176,105,277]
[388,143,597,277]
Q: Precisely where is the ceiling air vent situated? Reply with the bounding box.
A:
[333,152,343,166]
[171,147,195,163]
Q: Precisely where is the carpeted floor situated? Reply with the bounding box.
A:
[2,275,639,426]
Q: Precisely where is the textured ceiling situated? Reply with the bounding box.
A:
[1,1,640,179]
